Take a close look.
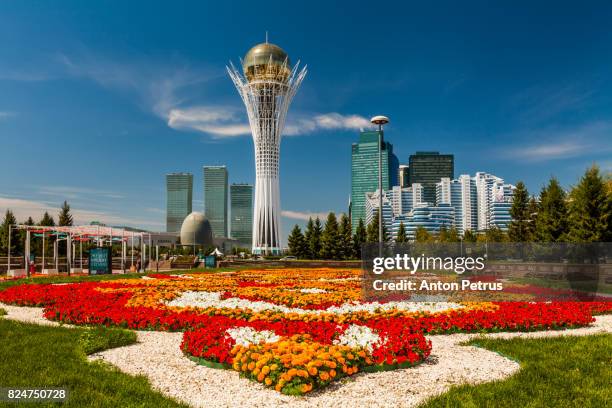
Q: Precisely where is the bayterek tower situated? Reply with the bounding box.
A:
[228,40,306,255]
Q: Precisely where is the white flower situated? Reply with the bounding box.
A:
[293,288,328,294]
[225,327,280,347]
[334,325,382,352]
[165,291,464,316]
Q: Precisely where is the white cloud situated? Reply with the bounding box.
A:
[0,111,15,120]
[167,106,251,137]
[36,185,124,200]
[503,121,612,162]
[167,106,370,138]
[0,196,163,230]
[281,210,330,221]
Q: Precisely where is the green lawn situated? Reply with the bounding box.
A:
[422,334,612,408]
[0,318,186,407]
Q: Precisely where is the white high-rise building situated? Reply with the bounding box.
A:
[228,41,306,255]
[436,172,515,234]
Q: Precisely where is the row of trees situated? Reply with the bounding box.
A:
[508,165,611,243]
[0,201,74,256]
[288,165,611,259]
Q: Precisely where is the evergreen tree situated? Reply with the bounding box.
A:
[463,229,477,242]
[39,211,55,259]
[447,227,460,242]
[321,212,340,260]
[40,212,55,226]
[287,225,307,258]
[508,181,531,242]
[338,214,354,259]
[438,226,449,242]
[303,218,315,259]
[366,210,388,243]
[525,197,539,241]
[485,226,507,242]
[415,226,432,243]
[58,201,74,226]
[0,210,19,255]
[306,217,323,259]
[567,165,612,242]
[535,177,568,242]
[352,218,367,259]
[395,221,407,243]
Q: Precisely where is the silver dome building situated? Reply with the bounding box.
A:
[180,212,213,246]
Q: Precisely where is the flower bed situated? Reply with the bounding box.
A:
[1,268,610,395]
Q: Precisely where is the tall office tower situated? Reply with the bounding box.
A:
[203,166,228,238]
[228,41,306,255]
[350,131,400,233]
[399,164,410,187]
[166,173,193,233]
[230,184,254,246]
[408,152,454,205]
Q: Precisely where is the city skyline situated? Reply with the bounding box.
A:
[1,2,611,245]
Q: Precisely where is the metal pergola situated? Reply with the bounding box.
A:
[6,224,152,277]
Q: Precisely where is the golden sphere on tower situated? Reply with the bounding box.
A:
[242,43,291,82]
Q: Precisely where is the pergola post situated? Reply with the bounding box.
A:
[42,230,45,273]
[7,225,11,275]
[25,229,30,277]
[67,233,72,276]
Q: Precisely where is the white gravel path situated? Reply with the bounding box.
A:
[1,302,611,408]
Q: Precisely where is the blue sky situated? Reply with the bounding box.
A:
[1,1,611,243]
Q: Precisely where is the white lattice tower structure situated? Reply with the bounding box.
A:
[227,42,306,255]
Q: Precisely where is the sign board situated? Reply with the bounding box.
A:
[204,255,216,268]
[89,247,112,275]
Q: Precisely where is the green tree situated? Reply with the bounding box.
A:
[40,212,55,227]
[566,165,612,242]
[366,210,388,243]
[287,225,307,258]
[321,213,340,260]
[39,211,55,260]
[535,177,568,242]
[304,217,322,259]
[415,226,432,243]
[463,229,477,242]
[508,181,531,242]
[58,201,74,226]
[447,226,460,242]
[338,214,354,259]
[352,218,367,258]
[438,226,451,242]
[485,226,508,242]
[0,210,20,255]
[525,197,539,242]
[395,221,407,243]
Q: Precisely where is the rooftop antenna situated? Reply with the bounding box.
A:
[265,31,268,44]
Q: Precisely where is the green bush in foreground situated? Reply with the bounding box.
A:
[422,334,612,407]
[0,319,186,407]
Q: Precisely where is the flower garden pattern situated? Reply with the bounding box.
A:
[0,268,610,395]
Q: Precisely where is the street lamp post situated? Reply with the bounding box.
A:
[370,115,389,257]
